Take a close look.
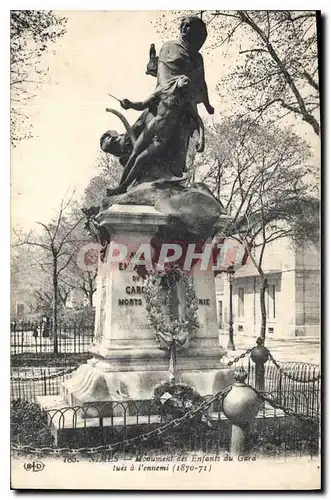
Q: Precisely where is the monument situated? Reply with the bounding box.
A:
[40,16,233,420]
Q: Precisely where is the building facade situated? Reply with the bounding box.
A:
[215,238,320,339]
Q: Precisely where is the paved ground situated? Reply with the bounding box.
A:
[218,332,321,365]
[11,329,320,365]
[11,335,320,405]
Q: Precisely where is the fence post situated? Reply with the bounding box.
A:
[250,338,270,391]
[223,366,261,455]
[21,328,24,355]
[12,322,17,355]
[43,369,47,396]
[278,371,283,405]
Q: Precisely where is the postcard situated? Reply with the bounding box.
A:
[10,9,321,490]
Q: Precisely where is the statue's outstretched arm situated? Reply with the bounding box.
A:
[121,92,158,112]
[202,87,214,115]
[197,54,214,115]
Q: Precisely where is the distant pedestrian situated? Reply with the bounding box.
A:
[32,326,38,339]
[42,315,50,338]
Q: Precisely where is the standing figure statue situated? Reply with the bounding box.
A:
[101,16,214,190]
[156,16,214,115]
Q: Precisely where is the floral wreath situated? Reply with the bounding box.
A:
[144,264,199,350]
[153,380,204,419]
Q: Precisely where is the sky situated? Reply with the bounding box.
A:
[11,11,163,229]
[12,10,217,230]
[10,10,320,231]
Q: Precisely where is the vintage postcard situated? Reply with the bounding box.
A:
[10,9,321,490]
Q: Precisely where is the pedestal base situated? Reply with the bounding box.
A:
[60,353,233,417]
[56,202,233,417]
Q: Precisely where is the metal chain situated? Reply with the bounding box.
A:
[249,385,320,424]
[11,383,319,456]
[10,366,78,382]
[268,353,321,383]
[11,386,232,456]
[226,347,253,366]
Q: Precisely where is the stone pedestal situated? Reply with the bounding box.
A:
[60,204,232,411]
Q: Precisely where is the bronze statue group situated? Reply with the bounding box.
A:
[102,16,214,196]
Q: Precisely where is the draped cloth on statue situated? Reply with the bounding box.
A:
[156,39,208,106]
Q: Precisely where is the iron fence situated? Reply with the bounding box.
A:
[10,358,321,421]
[10,321,94,355]
[10,366,77,402]
[11,394,320,458]
[10,345,321,459]
[232,358,321,418]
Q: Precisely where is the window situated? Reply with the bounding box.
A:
[267,284,276,319]
[238,287,245,318]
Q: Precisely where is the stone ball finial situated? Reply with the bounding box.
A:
[250,340,270,365]
[223,370,261,426]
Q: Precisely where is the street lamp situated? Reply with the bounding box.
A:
[227,265,236,351]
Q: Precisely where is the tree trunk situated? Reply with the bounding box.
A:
[89,293,93,308]
[259,276,268,344]
[89,279,94,307]
[53,260,58,354]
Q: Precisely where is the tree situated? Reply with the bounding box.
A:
[12,217,98,320]
[82,151,122,208]
[153,10,320,135]
[10,10,67,144]
[195,118,318,342]
[76,270,97,308]
[11,229,53,315]
[20,195,85,352]
[13,152,122,330]
[61,265,97,308]
[291,196,320,247]
[214,11,320,135]
[57,224,98,309]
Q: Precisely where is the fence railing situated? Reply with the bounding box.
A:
[245,358,321,418]
[10,366,77,402]
[10,343,321,459]
[10,355,321,420]
[10,321,94,355]
[11,390,320,459]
